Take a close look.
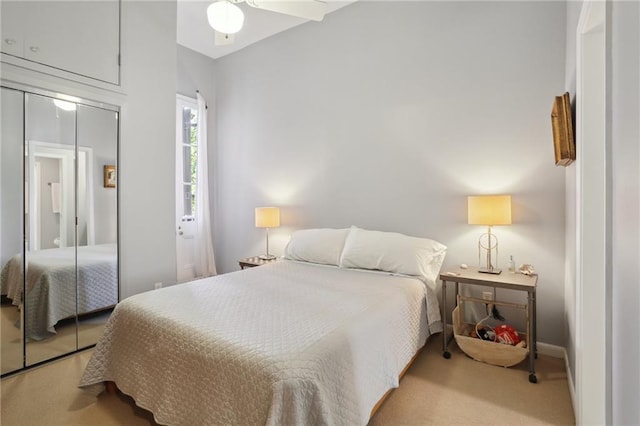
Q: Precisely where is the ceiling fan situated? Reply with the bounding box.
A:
[207,0,328,45]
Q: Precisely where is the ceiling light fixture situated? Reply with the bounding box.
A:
[207,0,244,35]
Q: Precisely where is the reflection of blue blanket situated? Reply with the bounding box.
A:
[0,244,117,340]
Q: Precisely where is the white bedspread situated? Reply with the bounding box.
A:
[80,260,441,425]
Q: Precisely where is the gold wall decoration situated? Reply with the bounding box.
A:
[104,165,116,188]
[551,92,575,166]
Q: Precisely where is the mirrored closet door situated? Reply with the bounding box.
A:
[1,87,25,374]
[0,85,119,375]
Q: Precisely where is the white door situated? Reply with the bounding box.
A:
[175,95,198,282]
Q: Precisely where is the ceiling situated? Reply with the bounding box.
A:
[177,0,357,60]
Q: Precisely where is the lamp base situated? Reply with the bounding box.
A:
[258,254,277,260]
[478,267,502,275]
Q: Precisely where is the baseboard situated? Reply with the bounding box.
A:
[563,347,578,422]
[537,343,577,420]
[536,341,565,358]
[443,335,578,419]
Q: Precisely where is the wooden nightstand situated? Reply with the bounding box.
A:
[440,267,538,383]
[239,256,278,269]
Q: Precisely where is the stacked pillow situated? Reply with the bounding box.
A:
[283,226,446,288]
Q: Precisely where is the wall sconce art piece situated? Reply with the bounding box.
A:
[551,92,575,166]
[468,195,512,274]
[104,165,116,188]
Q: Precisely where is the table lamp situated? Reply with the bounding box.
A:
[255,207,280,260]
[468,195,511,274]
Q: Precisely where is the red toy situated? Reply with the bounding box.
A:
[494,324,521,345]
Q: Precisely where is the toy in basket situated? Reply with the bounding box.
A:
[452,295,529,367]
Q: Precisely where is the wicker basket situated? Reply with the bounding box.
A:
[452,305,528,368]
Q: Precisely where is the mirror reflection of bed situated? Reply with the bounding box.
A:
[0,87,119,374]
[1,244,117,364]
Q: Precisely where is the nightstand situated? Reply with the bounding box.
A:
[440,267,538,383]
[238,256,278,269]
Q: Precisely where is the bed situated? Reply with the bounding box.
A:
[80,227,446,425]
[1,243,118,340]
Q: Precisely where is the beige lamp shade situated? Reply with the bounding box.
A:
[255,207,280,228]
[468,195,512,226]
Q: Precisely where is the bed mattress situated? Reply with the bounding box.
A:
[80,260,441,425]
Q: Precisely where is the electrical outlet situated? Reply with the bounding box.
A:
[482,291,493,301]
[154,282,163,290]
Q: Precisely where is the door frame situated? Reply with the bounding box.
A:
[575,1,611,424]
[28,141,95,250]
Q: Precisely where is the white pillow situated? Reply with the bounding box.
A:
[283,228,350,266]
[339,226,447,285]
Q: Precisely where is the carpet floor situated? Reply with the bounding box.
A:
[2,304,109,373]
[0,334,575,425]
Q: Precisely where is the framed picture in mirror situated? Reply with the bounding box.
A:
[551,92,575,166]
[104,165,116,188]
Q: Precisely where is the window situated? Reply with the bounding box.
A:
[176,96,198,219]
[175,95,199,281]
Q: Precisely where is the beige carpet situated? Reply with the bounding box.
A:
[1,304,23,374]
[2,304,109,374]
[0,335,575,425]
[370,337,575,425]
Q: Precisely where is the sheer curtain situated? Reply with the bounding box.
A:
[194,92,217,277]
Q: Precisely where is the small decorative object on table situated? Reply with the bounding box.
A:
[239,256,277,270]
[518,264,535,275]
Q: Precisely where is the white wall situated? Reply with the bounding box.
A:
[0,88,23,267]
[177,45,216,105]
[119,1,178,297]
[214,1,567,345]
[611,2,640,423]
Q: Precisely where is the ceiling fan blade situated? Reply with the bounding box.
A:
[245,0,327,22]
[215,31,235,46]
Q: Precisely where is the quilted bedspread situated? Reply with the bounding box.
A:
[80,260,441,425]
[1,244,118,340]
